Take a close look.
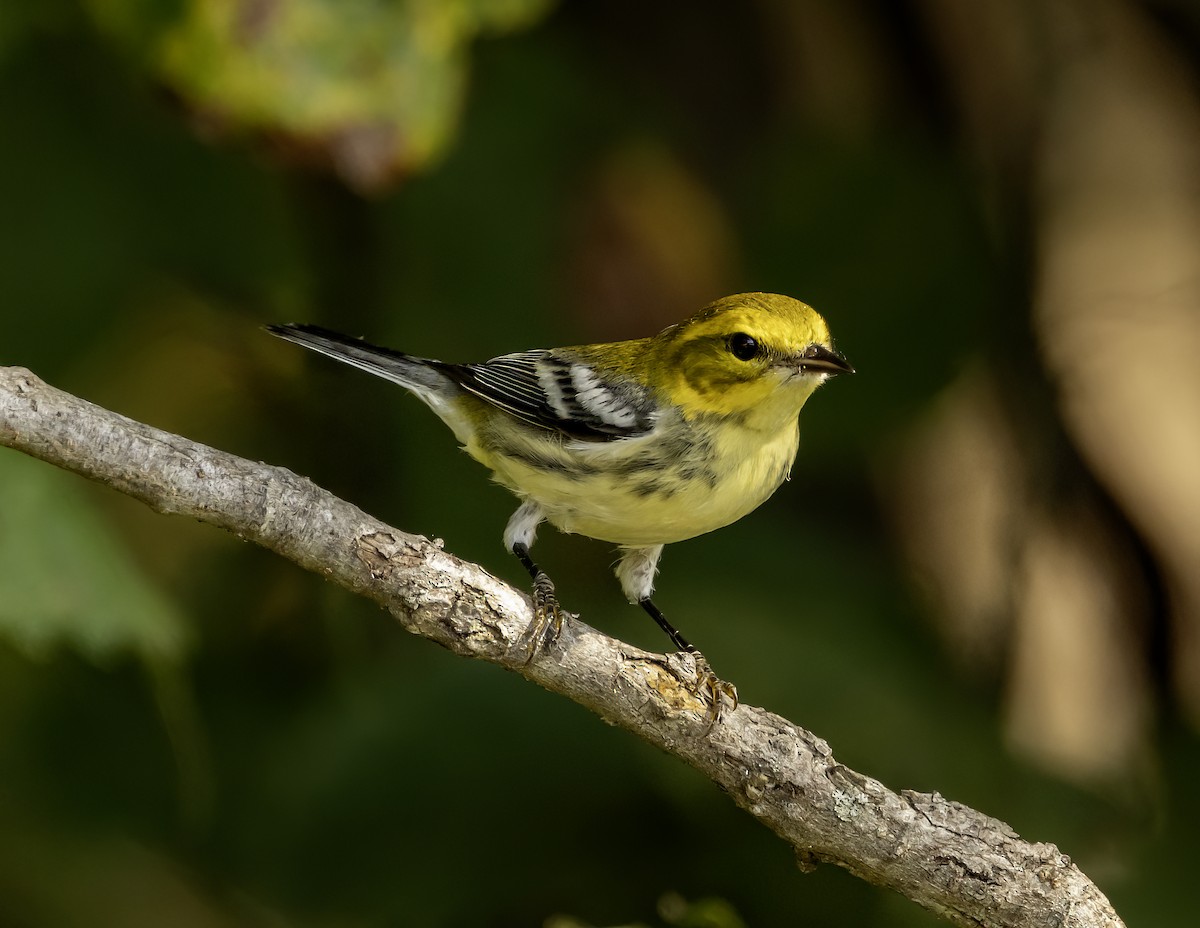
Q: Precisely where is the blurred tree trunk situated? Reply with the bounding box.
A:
[892,0,1200,787]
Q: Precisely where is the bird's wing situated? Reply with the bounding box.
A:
[438,350,658,441]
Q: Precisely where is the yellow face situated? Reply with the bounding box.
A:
[652,293,845,420]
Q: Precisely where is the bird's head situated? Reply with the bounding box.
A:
[652,293,852,425]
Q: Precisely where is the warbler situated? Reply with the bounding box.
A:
[268,292,851,715]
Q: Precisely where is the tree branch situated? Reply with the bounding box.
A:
[0,366,1124,928]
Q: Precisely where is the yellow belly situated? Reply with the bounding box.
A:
[473,420,800,547]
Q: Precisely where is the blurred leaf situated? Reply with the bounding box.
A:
[659,892,747,928]
[0,450,189,665]
[86,0,556,191]
[0,820,236,928]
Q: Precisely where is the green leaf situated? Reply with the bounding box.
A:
[86,0,556,190]
[0,450,189,665]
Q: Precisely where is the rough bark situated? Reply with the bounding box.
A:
[0,366,1124,928]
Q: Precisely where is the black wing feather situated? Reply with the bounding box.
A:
[436,350,656,441]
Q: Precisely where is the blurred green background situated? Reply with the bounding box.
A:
[3,1,1199,925]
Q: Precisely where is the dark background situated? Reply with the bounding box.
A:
[3,1,1199,925]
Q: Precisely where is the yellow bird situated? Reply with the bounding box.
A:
[269,292,851,715]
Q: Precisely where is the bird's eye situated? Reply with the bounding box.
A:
[727,332,760,361]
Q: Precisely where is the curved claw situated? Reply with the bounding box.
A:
[511,541,566,663]
[689,651,738,727]
[518,573,563,663]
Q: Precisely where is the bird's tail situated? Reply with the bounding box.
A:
[266,324,455,406]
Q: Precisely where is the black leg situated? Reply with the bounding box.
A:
[638,597,694,652]
[513,542,556,602]
[512,542,562,653]
[638,597,737,723]
[512,542,537,580]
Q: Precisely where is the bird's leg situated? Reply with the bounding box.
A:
[618,546,738,724]
[638,597,738,724]
[504,501,561,659]
[512,542,562,655]
[637,596,693,651]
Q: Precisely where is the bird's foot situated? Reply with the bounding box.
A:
[681,648,738,727]
[518,573,563,663]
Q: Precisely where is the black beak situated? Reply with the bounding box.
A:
[799,344,855,375]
